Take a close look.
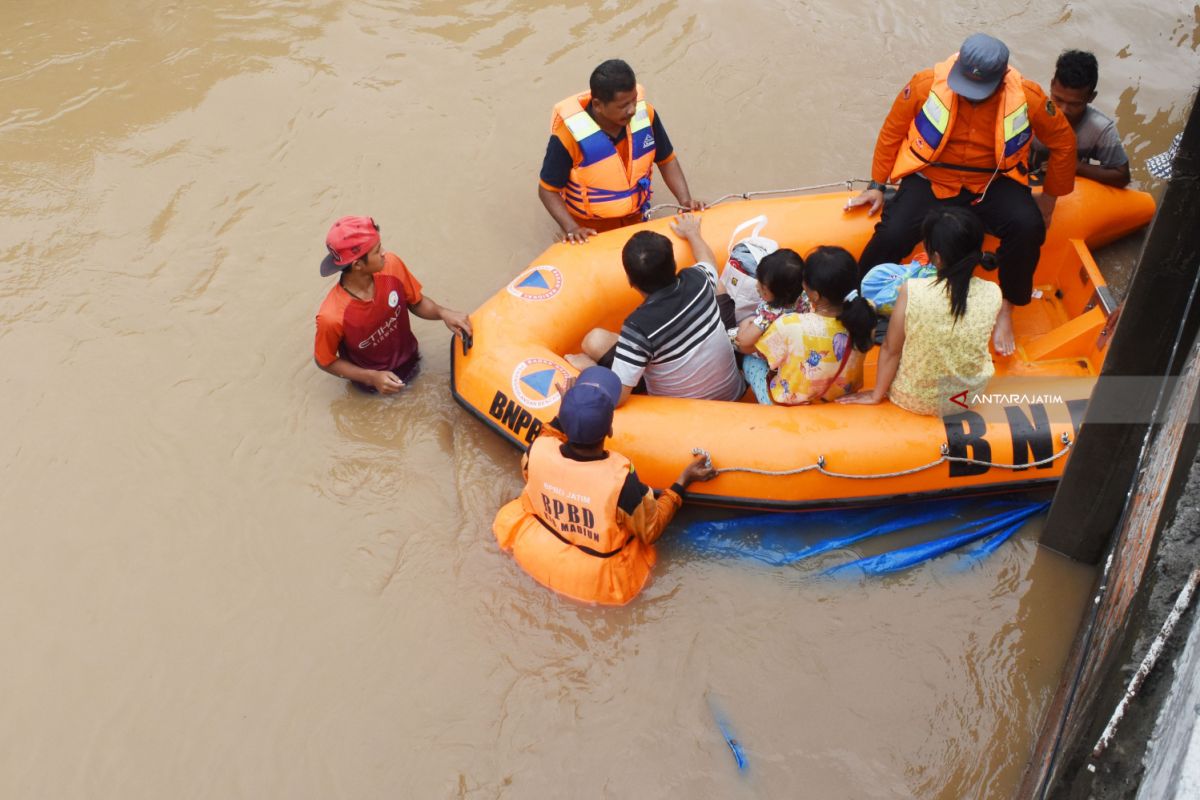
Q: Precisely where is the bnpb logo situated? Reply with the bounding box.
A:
[511,358,570,409]
[507,266,563,301]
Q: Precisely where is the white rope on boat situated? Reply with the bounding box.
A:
[691,434,1073,480]
[646,178,873,217]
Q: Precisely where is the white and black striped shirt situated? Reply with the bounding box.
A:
[612,262,744,400]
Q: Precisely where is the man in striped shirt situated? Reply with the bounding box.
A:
[570,213,745,405]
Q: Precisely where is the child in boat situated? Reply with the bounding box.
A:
[716,234,780,329]
[735,248,807,393]
[838,208,1002,415]
[734,248,812,345]
[742,246,877,404]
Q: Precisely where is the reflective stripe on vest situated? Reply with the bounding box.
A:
[563,109,608,168]
[1002,102,1031,158]
[628,102,654,160]
[521,437,631,557]
[892,55,1033,183]
[914,91,951,152]
[551,85,656,219]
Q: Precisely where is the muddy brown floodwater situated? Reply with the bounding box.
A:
[2,1,1198,797]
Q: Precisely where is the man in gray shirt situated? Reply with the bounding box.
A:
[1029,50,1131,188]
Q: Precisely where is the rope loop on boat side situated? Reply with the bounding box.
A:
[691,434,1073,481]
[646,178,871,217]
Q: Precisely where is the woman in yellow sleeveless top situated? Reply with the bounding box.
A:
[839,207,1001,415]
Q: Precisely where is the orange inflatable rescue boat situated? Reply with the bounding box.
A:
[452,180,1155,510]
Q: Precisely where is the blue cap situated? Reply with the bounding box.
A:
[558,383,615,445]
[576,365,623,405]
[948,34,1010,101]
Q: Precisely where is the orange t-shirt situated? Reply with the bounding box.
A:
[314,252,424,372]
[871,69,1077,198]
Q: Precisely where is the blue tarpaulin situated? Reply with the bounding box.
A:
[678,496,1050,576]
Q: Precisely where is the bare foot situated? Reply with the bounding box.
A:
[565,353,596,370]
[992,303,1015,357]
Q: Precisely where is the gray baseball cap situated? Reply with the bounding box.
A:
[948,34,1010,101]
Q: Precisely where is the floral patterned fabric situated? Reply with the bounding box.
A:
[750,293,812,331]
[753,312,864,404]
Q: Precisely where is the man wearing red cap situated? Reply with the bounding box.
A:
[847,33,1076,357]
[313,216,472,394]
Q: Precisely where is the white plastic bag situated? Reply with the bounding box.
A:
[718,215,778,324]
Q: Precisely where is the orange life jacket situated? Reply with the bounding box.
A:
[492,436,656,605]
[551,85,657,220]
[891,55,1033,184]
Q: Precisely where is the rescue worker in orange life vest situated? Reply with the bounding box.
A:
[846,33,1076,358]
[492,366,717,606]
[538,59,703,245]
